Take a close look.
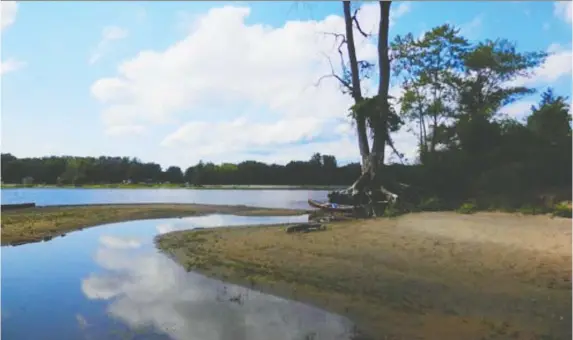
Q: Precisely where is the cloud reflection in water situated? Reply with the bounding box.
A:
[82,218,355,340]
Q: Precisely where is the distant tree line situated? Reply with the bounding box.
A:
[0,152,362,186]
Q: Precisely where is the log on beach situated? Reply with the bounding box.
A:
[1,203,36,211]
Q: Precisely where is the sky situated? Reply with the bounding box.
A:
[1,1,571,169]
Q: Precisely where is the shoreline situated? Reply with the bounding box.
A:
[1,184,345,191]
[1,203,309,246]
[156,212,572,340]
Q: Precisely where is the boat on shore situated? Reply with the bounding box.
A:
[307,199,354,212]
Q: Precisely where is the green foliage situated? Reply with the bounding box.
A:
[552,202,572,218]
[349,95,403,135]
[418,196,445,211]
[164,166,184,183]
[392,24,469,155]
[383,204,402,218]
[517,204,539,215]
[457,201,478,214]
[527,88,572,145]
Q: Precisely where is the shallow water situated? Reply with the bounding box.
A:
[1,188,328,210]
[1,215,357,340]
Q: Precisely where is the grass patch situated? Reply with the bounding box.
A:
[456,201,478,214]
[552,201,572,218]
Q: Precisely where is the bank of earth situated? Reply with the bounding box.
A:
[0,203,307,246]
[157,212,572,340]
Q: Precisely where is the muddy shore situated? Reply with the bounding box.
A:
[1,203,308,246]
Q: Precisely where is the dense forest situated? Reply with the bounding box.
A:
[2,24,571,211]
[1,152,360,186]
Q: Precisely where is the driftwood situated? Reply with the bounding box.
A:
[327,168,400,217]
[1,203,36,211]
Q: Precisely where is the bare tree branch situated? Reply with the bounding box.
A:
[352,8,370,38]
[387,135,405,165]
[318,31,349,82]
[314,52,353,93]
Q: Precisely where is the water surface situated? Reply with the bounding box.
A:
[1,188,328,210]
[2,215,357,340]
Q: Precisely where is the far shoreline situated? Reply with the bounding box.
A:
[1,184,346,191]
[1,203,309,246]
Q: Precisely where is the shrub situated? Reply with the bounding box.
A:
[457,201,478,214]
[552,201,572,218]
[383,204,402,218]
[418,196,444,211]
[517,204,538,215]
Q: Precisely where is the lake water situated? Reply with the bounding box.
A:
[1,188,329,209]
[2,215,357,340]
[2,189,358,339]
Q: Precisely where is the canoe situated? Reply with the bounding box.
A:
[307,199,354,212]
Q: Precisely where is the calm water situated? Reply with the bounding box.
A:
[1,188,329,209]
[2,215,357,340]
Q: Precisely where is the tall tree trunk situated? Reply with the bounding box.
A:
[328,1,398,214]
[430,114,438,153]
[365,1,393,216]
[370,1,391,181]
[342,1,370,173]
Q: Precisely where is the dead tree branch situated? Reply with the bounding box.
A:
[352,8,370,38]
[314,52,353,94]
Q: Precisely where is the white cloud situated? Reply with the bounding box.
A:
[0,1,17,32]
[460,15,483,39]
[500,100,535,119]
[0,58,25,75]
[161,117,324,151]
[391,2,412,21]
[510,43,572,87]
[352,2,412,35]
[91,4,415,165]
[89,25,129,65]
[99,235,142,249]
[105,124,146,136]
[1,1,25,76]
[554,1,572,24]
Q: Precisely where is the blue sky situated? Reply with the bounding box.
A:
[1,1,571,169]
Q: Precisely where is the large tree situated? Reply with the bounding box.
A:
[392,25,469,161]
[324,1,400,216]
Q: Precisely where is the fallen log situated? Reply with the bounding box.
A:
[285,223,325,233]
[1,203,36,211]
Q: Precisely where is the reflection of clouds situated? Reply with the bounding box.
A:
[156,223,176,235]
[82,222,353,340]
[76,313,89,329]
[156,214,309,235]
[99,235,142,249]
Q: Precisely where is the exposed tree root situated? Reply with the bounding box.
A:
[327,170,400,218]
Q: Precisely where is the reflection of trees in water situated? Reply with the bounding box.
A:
[81,234,355,340]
